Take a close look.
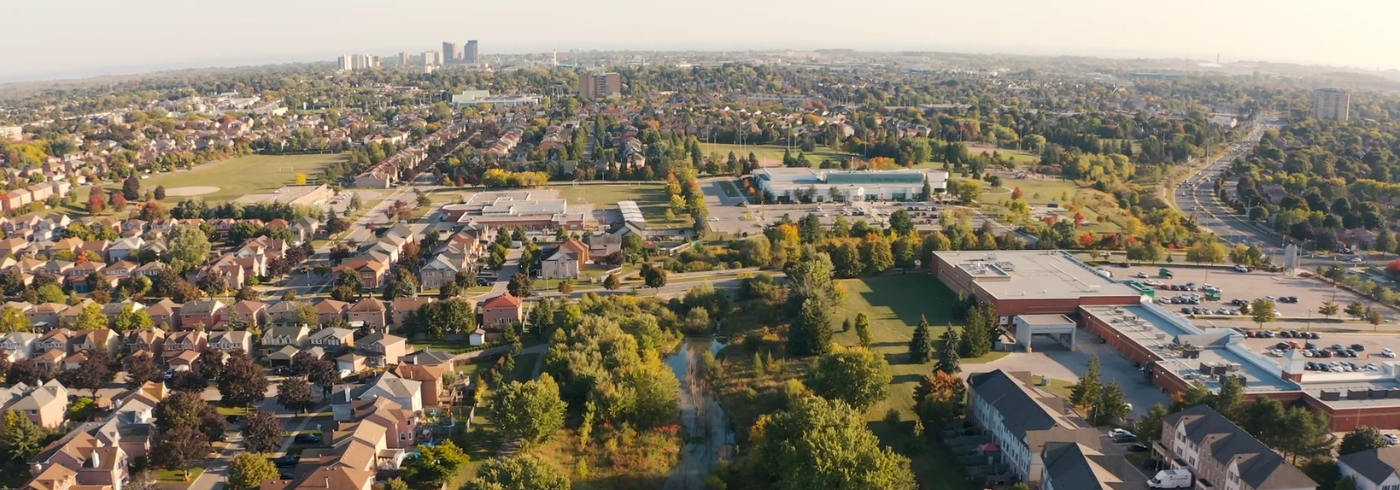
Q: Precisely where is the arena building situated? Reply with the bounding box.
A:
[751,168,948,203]
[439,190,591,231]
[929,250,1400,431]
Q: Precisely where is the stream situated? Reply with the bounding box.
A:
[660,337,734,490]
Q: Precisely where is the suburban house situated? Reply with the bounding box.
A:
[967,370,1100,486]
[479,292,524,328]
[122,328,166,356]
[389,296,432,328]
[355,333,407,368]
[540,239,589,279]
[0,332,38,361]
[262,325,311,352]
[401,349,459,368]
[1040,442,1124,490]
[27,302,64,329]
[108,236,144,262]
[229,300,268,326]
[179,299,226,329]
[162,330,208,361]
[419,252,471,290]
[393,363,448,407]
[347,397,421,449]
[335,258,389,290]
[331,371,423,421]
[1339,447,1400,490]
[347,298,388,331]
[309,327,355,351]
[145,299,181,329]
[266,301,306,326]
[315,300,349,326]
[4,379,70,429]
[208,331,252,353]
[68,329,119,355]
[1155,404,1316,490]
[34,328,71,353]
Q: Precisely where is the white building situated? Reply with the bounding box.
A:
[1313,88,1351,121]
[337,54,379,72]
[1336,447,1400,490]
[752,167,947,203]
[967,370,1100,485]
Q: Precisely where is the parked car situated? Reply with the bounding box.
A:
[292,433,322,445]
[1351,344,1366,351]
[1129,443,1149,452]
[272,455,299,467]
[1383,348,1396,358]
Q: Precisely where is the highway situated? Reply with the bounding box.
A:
[1176,116,1286,254]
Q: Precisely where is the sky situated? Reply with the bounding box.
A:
[4,0,1397,82]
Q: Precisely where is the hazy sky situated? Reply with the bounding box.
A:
[5,0,1397,82]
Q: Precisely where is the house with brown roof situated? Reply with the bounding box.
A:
[162,330,207,361]
[122,328,165,356]
[393,362,448,407]
[540,239,589,279]
[25,302,64,330]
[68,329,118,355]
[334,258,389,290]
[208,331,252,353]
[265,300,306,325]
[348,397,421,449]
[34,328,71,353]
[480,292,524,328]
[389,297,433,328]
[229,300,267,326]
[145,298,180,329]
[6,379,69,429]
[314,300,349,326]
[356,333,407,368]
[179,299,225,329]
[346,298,387,331]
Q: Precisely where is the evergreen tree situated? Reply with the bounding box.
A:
[907,315,934,364]
[935,328,961,374]
[1069,355,1102,409]
[1094,380,1129,424]
[854,313,872,348]
[788,298,833,357]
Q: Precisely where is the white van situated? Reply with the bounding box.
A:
[1095,268,1113,279]
[1148,469,1192,489]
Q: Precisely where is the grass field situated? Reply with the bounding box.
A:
[554,183,690,228]
[827,274,1003,490]
[971,176,1125,234]
[965,144,1039,166]
[127,153,346,204]
[706,143,855,166]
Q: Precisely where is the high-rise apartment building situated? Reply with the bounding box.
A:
[1313,88,1351,121]
[337,54,379,71]
[464,40,479,65]
[398,52,411,66]
[579,72,622,100]
[443,41,460,63]
[338,55,354,72]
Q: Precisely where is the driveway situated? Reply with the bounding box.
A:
[965,333,1171,420]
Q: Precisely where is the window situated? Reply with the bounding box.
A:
[401,432,408,440]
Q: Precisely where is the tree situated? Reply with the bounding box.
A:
[384,479,410,490]
[1251,298,1277,329]
[907,315,934,364]
[122,176,141,201]
[854,313,872,348]
[228,452,279,490]
[914,371,966,425]
[113,305,155,333]
[1346,301,1368,319]
[1319,301,1340,319]
[788,297,833,357]
[74,303,108,331]
[308,358,341,395]
[603,273,620,290]
[276,376,315,413]
[170,371,208,393]
[1094,380,1130,425]
[0,409,45,460]
[8,359,44,386]
[506,273,534,298]
[123,354,163,387]
[154,186,167,200]
[1069,355,1102,410]
[217,350,268,407]
[243,410,283,454]
[168,225,212,274]
[752,396,916,490]
[642,263,668,288]
[860,235,894,275]
[468,455,570,490]
[935,328,961,374]
[152,427,210,480]
[1136,403,1171,447]
[37,284,65,304]
[889,210,914,236]
[193,349,225,381]
[1369,309,1385,331]
[0,305,30,332]
[806,347,891,412]
[71,349,116,396]
[1340,426,1388,455]
[402,440,469,487]
[490,374,566,448]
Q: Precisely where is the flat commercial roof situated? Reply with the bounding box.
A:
[755,168,947,186]
[1017,314,1075,325]
[936,250,1144,301]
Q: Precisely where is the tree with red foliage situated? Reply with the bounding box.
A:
[1384,259,1400,277]
[1011,187,1024,200]
[87,187,105,214]
[1073,212,1086,227]
[1077,232,1097,249]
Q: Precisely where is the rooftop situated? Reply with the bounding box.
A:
[755,167,947,186]
[935,250,1144,300]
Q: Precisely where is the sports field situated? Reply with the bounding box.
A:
[129,153,346,204]
[553,183,689,227]
[706,143,855,167]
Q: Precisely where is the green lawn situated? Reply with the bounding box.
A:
[156,467,205,483]
[706,143,856,166]
[972,176,1126,234]
[555,183,690,228]
[123,153,347,204]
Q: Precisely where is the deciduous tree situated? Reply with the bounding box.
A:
[228,452,279,490]
[218,350,267,407]
[242,410,283,454]
[806,347,891,412]
[489,374,566,448]
[468,455,570,490]
[752,396,916,490]
[151,427,210,480]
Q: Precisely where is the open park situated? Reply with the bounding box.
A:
[128,153,346,204]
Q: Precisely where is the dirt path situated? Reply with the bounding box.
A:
[661,343,732,490]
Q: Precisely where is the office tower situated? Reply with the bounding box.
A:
[464,40,479,65]
[422,51,440,66]
[443,41,460,63]
[398,51,411,66]
[338,55,354,72]
[1313,88,1351,121]
[578,72,622,100]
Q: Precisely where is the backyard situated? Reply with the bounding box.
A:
[123,153,346,204]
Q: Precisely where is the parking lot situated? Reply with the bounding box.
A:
[1102,264,1382,323]
[1243,330,1400,369]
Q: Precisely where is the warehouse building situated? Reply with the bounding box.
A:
[751,168,947,203]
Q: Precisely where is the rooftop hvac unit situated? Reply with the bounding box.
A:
[1319,390,1342,401]
[1155,333,1167,341]
[1183,349,1200,359]
[1226,363,1242,372]
[1370,389,1388,399]
[1388,389,1400,399]
[1348,390,1370,400]
[1199,362,1216,374]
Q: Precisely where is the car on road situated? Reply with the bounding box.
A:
[1351,256,1365,263]
[1234,265,1250,272]
[1351,344,1366,352]
[1383,348,1396,358]
[1386,434,1399,446]
[1129,443,1150,452]
[271,455,299,467]
[292,433,322,445]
